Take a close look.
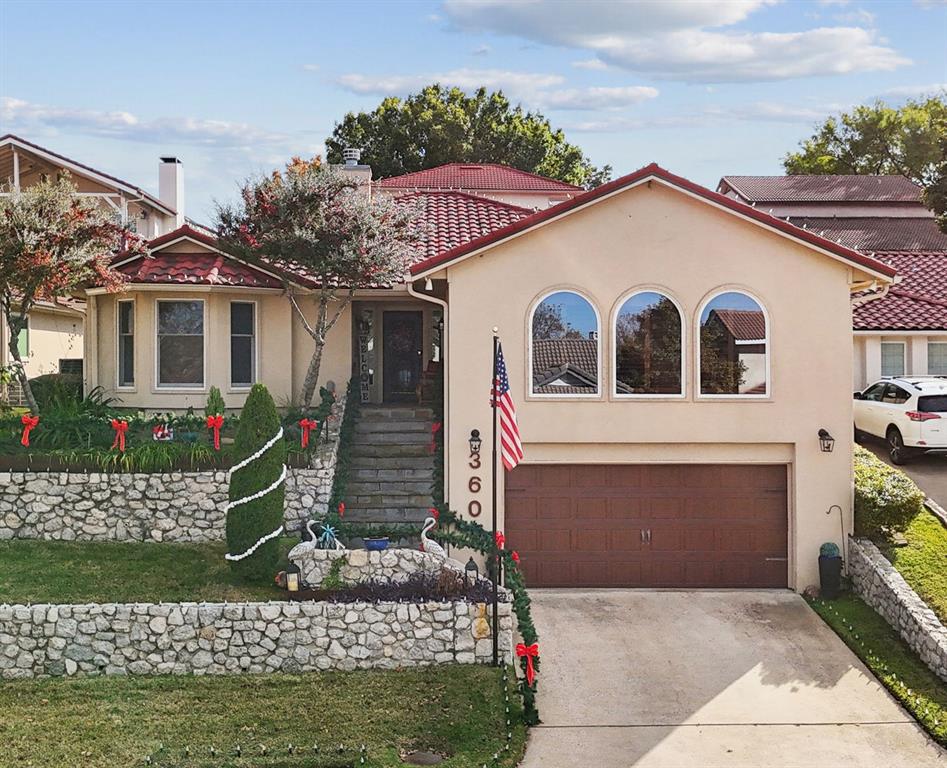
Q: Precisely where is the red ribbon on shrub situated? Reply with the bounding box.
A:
[206,414,224,451]
[516,643,539,686]
[338,502,345,518]
[110,419,128,452]
[430,421,442,453]
[511,550,520,565]
[20,414,38,447]
[299,418,318,448]
[495,530,505,550]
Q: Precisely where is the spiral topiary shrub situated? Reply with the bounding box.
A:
[854,445,924,539]
[227,383,287,582]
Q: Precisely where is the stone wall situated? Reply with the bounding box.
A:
[0,399,344,543]
[0,598,513,680]
[289,547,471,587]
[848,536,947,683]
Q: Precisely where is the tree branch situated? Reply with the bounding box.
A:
[286,290,318,339]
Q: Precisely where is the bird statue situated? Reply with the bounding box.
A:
[420,512,446,558]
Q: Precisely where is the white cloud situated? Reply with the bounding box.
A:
[302,63,320,72]
[442,0,909,82]
[471,44,490,56]
[875,83,947,99]
[542,86,658,110]
[572,59,608,71]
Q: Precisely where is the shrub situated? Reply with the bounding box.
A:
[28,374,83,411]
[227,384,287,583]
[205,386,226,416]
[854,445,924,538]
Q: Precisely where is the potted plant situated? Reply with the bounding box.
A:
[364,536,389,551]
[818,542,843,599]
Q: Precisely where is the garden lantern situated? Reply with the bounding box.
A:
[468,429,482,455]
[818,429,835,453]
[285,562,301,593]
[465,557,480,587]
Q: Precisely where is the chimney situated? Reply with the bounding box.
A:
[159,157,185,229]
[336,147,372,198]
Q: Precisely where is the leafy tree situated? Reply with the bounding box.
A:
[783,95,947,187]
[0,174,137,413]
[532,301,584,340]
[217,157,423,407]
[327,85,611,188]
[615,298,682,394]
[925,135,947,233]
[699,319,747,395]
[227,383,287,582]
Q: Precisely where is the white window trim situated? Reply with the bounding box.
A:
[611,288,686,399]
[527,288,602,400]
[880,340,906,378]
[228,299,259,392]
[115,299,136,391]
[695,288,771,400]
[153,298,208,392]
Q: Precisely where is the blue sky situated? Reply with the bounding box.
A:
[2,0,945,222]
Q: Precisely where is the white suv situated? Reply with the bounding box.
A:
[854,376,947,464]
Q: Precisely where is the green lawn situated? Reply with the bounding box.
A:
[0,666,526,768]
[0,539,297,604]
[809,593,947,746]
[881,510,947,625]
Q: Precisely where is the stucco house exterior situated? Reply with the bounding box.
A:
[78,158,897,592]
[718,174,947,390]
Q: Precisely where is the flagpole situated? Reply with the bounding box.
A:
[491,327,500,668]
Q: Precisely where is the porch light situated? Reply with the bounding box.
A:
[469,429,482,454]
[465,557,480,586]
[424,277,433,291]
[818,429,835,453]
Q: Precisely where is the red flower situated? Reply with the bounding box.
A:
[511,551,520,565]
[495,531,505,550]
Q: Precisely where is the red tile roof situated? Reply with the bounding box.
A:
[410,163,898,279]
[719,175,923,203]
[854,252,947,330]
[116,251,284,289]
[785,217,947,252]
[379,163,581,193]
[711,309,766,340]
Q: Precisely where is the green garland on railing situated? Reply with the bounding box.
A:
[429,365,445,507]
[327,380,360,515]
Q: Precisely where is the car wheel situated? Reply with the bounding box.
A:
[887,428,910,465]
[854,424,863,443]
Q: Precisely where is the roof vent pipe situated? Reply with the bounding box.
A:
[342,148,362,166]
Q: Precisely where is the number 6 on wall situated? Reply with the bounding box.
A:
[468,476,482,493]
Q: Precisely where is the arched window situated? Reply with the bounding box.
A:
[531,290,599,396]
[614,291,683,396]
[699,291,769,396]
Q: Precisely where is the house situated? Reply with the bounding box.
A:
[0,135,183,399]
[80,154,895,591]
[718,174,947,389]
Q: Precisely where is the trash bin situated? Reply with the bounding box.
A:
[819,542,843,599]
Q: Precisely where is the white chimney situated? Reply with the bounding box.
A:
[159,157,185,229]
[336,147,372,198]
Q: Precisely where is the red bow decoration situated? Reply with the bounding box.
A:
[206,414,224,451]
[298,418,318,449]
[20,414,39,447]
[338,502,345,518]
[511,550,520,565]
[516,643,539,686]
[110,419,129,452]
[430,507,440,521]
[495,531,505,550]
[429,421,442,453]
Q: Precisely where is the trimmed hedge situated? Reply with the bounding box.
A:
[227,384,287,583]
[854,444,924,538]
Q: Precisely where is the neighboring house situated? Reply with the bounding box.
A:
[717,174,947,389]
[702,308,767,395]
[532,337,599,394]
[0,135,184,400]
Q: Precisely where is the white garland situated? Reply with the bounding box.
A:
[225,426,287,562]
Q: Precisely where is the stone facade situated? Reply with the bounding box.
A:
[848,536,947,683]
[0,399,344,543]
[0,598,513,680]
[289,547,478,587]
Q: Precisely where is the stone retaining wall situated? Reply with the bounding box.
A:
[0,401,344,543]
[0,598,513,680]
[848,536,947,683]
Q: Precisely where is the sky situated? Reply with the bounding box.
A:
[1,0,945,223]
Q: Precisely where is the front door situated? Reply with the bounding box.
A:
[383,311,423,402]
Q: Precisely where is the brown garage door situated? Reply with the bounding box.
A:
[505,464,788,588]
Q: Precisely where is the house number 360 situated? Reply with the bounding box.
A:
[468,437,482,517]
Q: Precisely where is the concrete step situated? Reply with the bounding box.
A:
[356,431,430,445]
[347,493,432,508]
[355,420,431,434]
[347,481,432,496]
[359,406,434,420]
[351,444,433,459]
[344,507,433,525]
[349,456,434,470]
[351,467,434,481]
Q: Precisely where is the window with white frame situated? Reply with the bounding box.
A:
[530,290,599,396]
[699,291,768,396]
[117,300,135,387]
[230,302,256,388]
[881,341,905,377]
[156,300,204,387]
[614,291,683,396]
[928,342,947,375]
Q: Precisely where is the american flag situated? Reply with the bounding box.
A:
[494,342,524,471]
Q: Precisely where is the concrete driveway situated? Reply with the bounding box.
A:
[865,439,947,508]
[521,590,944,768]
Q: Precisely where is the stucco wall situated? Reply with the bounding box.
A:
[442,181,864,591]
[0,308,83,379]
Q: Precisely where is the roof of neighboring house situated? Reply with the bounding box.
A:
[410,163,898,280]
[532,338,599,394]
[0,134,174,215]
[710,309,766,341]
[783,217,947,252]
[854,251,947,330]
[378,163,582,193]
[718,174,923,203]
[398,191,533,261]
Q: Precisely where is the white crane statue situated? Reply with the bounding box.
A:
[420,512,446,559]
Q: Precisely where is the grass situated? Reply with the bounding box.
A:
[0,665,527,768]
[0,539,298,604]
[880,509,947,625]
[809,592,947,746]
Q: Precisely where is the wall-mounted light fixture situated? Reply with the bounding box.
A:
[469,429,482,454]
[818,429,835,453]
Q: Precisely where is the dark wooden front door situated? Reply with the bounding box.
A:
[505,464,788,588]
[382,311,423,402]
